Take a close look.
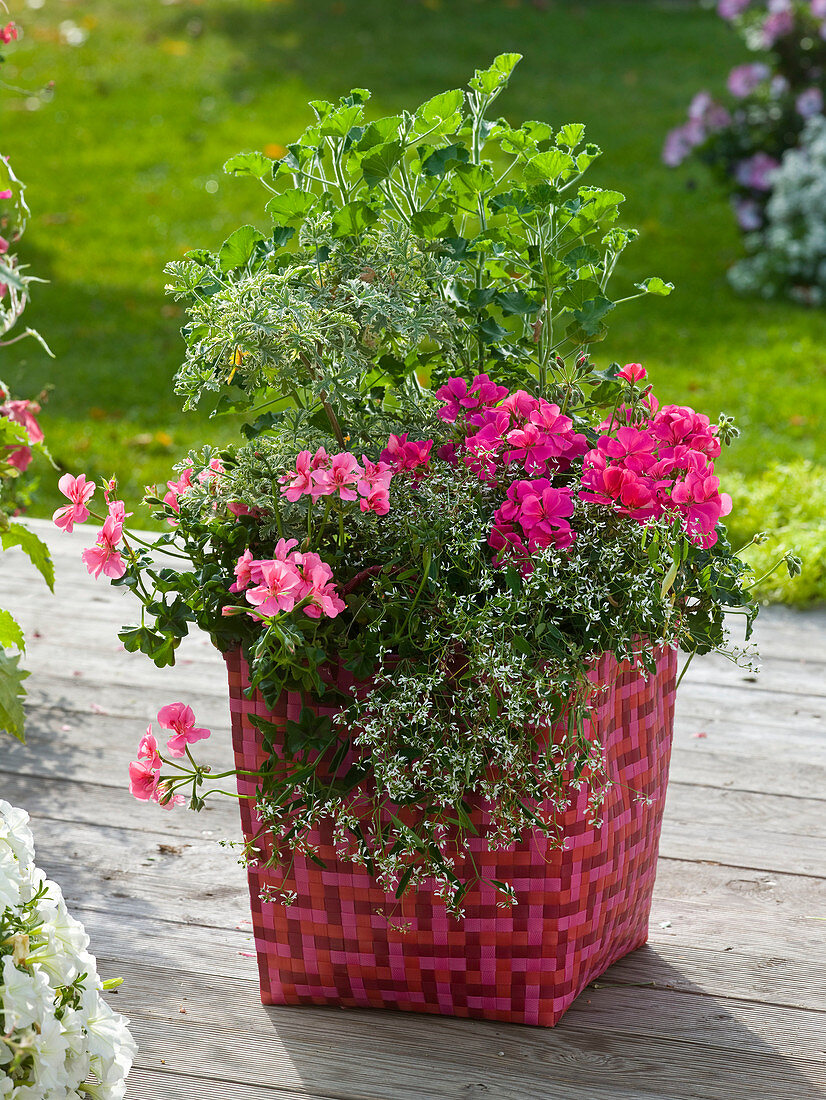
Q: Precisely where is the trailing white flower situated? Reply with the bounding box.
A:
[0,800,137,1099]
[729,115,826,303]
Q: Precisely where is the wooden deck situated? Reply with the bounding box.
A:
[2,518,824,1100]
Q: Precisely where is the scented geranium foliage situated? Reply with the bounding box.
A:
[664,0,826,294]
[54,58,795,915]
[0,800,137,1097]
[1,18,56,743]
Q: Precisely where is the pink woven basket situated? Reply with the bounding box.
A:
[226,645,677,1027]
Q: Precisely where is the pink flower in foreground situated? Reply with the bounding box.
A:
[129,759,160,801]
[311,451,362,501]
[53,473,96,533]
[0,22,17,44]
[380,434,432,476]
[617,363,647,384]
[246,559,302,617]
[0,237,7,255]
[280,450,314,501]
[164,467,193,517]
[137,726,162,769]
[359,485,391,515]
[157,702,211,758]
[670,469,732,547]
[81,516,126,579]
[107,498,133,524]
[292,552,346,619]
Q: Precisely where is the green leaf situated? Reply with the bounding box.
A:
[356,116,404,152]
[359,141,404,188]
[562,245,601,271]
[556,123,586,149]
[284,706,334,755]
[318,104,363,138]
[264,189,317,224]
[557,279,603,311]
[576,143,602,173]
[218,225,266,273]
[468,53,523,95]
[1,524,55,591]
[495,289,541,316]
[570,295,615,337]
[330,200,379,238]
[578,187,625,223]
[635,276,674,297]
[449,163,494,199]
[223,151,273,179]
[419,143,469,178]
[524,149,576,185]
[409,207,455,239]
[0,610,24,651]
[412,89,464,141]
[0,648,29,742]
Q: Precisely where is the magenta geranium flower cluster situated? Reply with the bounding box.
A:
[431,367,731,574]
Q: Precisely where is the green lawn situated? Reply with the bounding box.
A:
[4,0,825,529]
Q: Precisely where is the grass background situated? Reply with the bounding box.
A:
[2,0,824,594]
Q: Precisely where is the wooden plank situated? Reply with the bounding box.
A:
[111,976,826,1100]
[127,1069,305,1100]
[667,747,826,800]
[111,958,826,1058]
[76,899,826,1014]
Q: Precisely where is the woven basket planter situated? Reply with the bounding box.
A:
[225,645,677,1028]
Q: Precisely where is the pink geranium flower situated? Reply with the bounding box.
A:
[311,451,363,501]
[380,434,432,475]
[137,726,162,769]
[670,469,732,546]
[129,759,160,801]
[0,22,17,44]
[81,516,126,579]
[246,559,302,616]
[1,399,43,444]
[357,456,393,496]
[359,485,391,515]
[53,473,96,533]
[157,702,211,758]
[280,450,314,501]
[617,363,647,384]
[198,457,225,485]
[164,467,193,519]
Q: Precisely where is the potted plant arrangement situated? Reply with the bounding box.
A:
[53,56,788,1027]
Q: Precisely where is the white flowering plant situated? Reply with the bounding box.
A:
[728,113,826,300]
[0,801,137,1098]
[664,0,826,255]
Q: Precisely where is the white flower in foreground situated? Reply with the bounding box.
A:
[0,800,138,1097]
[1,953,53,1030]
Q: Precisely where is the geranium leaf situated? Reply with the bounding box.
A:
[1,524,54,591]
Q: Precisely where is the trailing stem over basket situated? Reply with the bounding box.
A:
[55,56,798,915]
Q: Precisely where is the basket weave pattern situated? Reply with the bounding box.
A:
[226,646,677,1027]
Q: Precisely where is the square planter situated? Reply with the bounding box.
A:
[225,645,677,1027]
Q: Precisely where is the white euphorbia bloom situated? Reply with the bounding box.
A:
[0,800,137,1098]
